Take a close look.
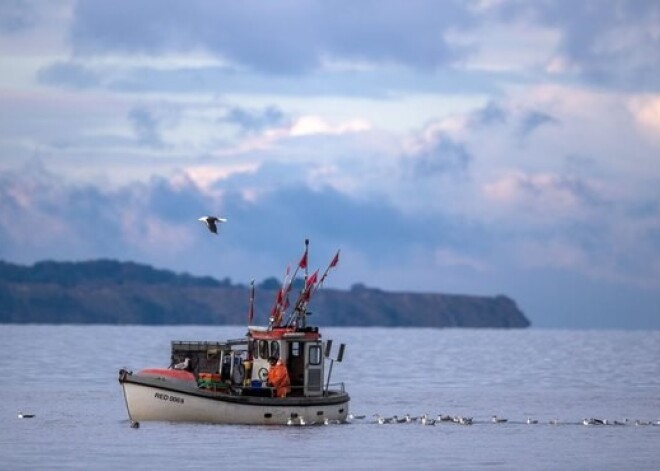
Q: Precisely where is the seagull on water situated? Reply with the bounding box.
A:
[492,415,508,424]
[373,414,394,424]
[198,216,227,234]
[583,418,606,425]
[526,417,539,424]
[404,414,417,423]
[18,412,35,419]
[458,416,473,425]
[420,414,436,426]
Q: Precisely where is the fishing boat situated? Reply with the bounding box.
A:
[118,242,349,426]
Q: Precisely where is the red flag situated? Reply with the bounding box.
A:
[306,269,319,288]
[270,289,283,322]
[299,269,319,303]
[298,250,308,270]
[329,250,340,268]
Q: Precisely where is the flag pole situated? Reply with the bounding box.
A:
[247,279,255,326]
[270,240,308,327]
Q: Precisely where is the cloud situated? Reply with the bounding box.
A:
[128,106,164,148]
[69,0,474,74]
[220,105,289,134]
[468,101,508,127]
[37,62,101,89]
[494,0,660,91]
[518,110,559,136]
[0,0,36,33]
[483,171,606,219]
[407,133,473,177]
[0,164,466,277]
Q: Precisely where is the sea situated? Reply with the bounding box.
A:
[1,325,659,471]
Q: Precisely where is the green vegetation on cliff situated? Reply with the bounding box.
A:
[0,260,530,328]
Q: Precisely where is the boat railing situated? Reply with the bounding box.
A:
[324,382,345,394]
[198,382,346,397]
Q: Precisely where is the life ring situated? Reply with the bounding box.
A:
[258,367,269,381]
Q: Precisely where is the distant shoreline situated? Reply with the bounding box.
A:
[0,259,530,328]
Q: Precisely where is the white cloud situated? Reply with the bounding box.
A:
[288,115,371,137]
[628,94,660,143]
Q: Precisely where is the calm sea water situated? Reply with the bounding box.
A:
[1,325,659,470]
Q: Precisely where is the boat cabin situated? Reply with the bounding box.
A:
[169,325,327,398]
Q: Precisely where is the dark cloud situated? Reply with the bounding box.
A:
[0,165,472,272]
[468,101,508,128]
[139,176,210,223]
[220,106,288,134]
[128,107,164,148]
[495,0,660,91]
[518,110,559,137]
[70,0,473,74]
[100,64,498,98]
[409,134,472,177]
[0,0,35,33]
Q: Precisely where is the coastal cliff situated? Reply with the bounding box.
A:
[0,260,530,328]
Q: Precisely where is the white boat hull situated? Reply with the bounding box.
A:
[119,370,350,425]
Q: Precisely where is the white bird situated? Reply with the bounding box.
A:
[198,216,227,234]
[492,415,508,424]
[583,418,605,425]
[458,416,473,425]
[18,412,35,419]
[420,414,435,426]
[526,417,538,424]
[373,414,395,424]
[299,416,306,426]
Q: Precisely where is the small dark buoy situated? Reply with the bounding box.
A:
[130,421,140,429]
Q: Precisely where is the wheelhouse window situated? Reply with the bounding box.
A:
[309,344,322,365]
[270,341,280,359]
[291,341,301,357]
[259,340,269,359]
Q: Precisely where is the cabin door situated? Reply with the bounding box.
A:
[304,341,323,397]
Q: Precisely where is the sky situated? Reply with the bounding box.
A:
[0,0,659,329]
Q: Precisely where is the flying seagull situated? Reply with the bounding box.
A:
[198,216,227,234]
